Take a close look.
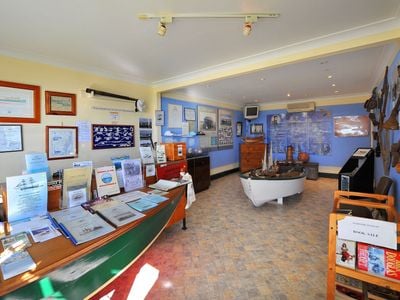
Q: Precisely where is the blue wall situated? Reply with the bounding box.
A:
[374,51,400,209]
[161,97,242,170]
[244,104,370,168]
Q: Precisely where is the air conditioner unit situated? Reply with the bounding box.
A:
[286,101,315,113]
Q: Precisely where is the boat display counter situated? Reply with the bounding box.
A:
[0,186,186,299]
[240,169,306,207]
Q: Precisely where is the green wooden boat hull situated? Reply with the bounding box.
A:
[1,189,183,300]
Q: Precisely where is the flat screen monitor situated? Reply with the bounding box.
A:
[244,105,259,120]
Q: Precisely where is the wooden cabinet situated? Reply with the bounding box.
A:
[187,156,210,193]
[240,143,266,173]
[327,190,399,299]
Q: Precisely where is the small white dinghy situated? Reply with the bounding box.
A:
[239,170,305,207]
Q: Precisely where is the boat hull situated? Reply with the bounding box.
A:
[240,172,305,206]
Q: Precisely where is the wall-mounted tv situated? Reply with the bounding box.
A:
[243,105,259,120]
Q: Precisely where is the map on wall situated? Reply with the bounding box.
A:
[267,111,332,156]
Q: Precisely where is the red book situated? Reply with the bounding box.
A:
[385,248,400,280]
[357,242,369,271]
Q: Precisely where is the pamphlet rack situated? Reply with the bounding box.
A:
[327,190,400,299]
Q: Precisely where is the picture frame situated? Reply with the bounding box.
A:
[45,91,76,116]
[184,108,196,121]
[155,110,164,126]
[46,126,78,160]
[0,80,41,123]
[0,125,23,153]
[236,122,243,137]
[250,123,264,134]
[92,124,134,150]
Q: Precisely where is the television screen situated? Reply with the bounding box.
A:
[244,105,259,119]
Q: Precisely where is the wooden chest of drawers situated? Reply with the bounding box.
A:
[240,143,266,173]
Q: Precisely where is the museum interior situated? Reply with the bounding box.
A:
[1,1,400,299]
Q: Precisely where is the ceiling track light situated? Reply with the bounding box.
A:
[138,12,280,36]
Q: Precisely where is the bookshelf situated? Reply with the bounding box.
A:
[327,191,400,299]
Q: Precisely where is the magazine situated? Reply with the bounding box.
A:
[127,199,158,212]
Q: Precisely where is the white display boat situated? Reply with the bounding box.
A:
[240,169,306,207]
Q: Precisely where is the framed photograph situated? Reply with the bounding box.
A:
[45,91,76,116]
[236,122,243,137]
[334,115,370,137]
[92,124,134,149]
[0,125,23,153]
[250,123,264,134]
[0,80,41,123]
[184,108,196,121]
[155,110,164,126]
[46,126,78,160]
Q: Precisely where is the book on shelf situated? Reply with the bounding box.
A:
[126,198,158,212]
[335,238,356,269]
[148,179,188,192]
[58,214,115,245]
[357,242,400,280]
[91,200,145,227]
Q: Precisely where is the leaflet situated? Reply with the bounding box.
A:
[112,190,148,203]
[94,200,145,227]
[127,198,158,212]
[0,250,36,280]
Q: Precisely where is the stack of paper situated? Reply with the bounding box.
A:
[148,179,181,191]
[91,200,145,227]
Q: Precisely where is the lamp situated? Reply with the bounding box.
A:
[138,12,280,36]
[85,88,144,112]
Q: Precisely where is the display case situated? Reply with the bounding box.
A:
[187,155,210,193]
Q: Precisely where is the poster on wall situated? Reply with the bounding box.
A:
[198,106,218,149]
[167,104,182,128]
[217,109,233,148]
[92,124,134,149]
[267,111,332,156]
[139,117,153,148]
[334,115,370,137]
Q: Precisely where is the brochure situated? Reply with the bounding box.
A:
[93,200,145,227]
[111,155,130,188]
[50,205,90,224]
[127,198,158,212]
[8,215,61,242]
[140,194,168,204]
[0,232,31,251]
[25,152,51,180]
[95,166,120,198]
[111,190,148,203]
[6,172,48,223]
[139,147,154,165]
[58,214,115,245]
[62,167,92,209]
[121,159,144,192]
[148,179,183,191]
[0,250,36,280]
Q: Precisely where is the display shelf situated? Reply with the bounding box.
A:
[327,192,400,300]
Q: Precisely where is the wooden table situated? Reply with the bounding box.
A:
[0,186,186,299]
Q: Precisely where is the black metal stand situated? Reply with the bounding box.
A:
[182,218,187,230]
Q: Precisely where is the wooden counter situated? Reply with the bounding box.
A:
[0,186,186,299]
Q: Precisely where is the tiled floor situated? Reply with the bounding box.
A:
[103,173,337,299]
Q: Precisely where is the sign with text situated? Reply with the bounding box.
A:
[338,216,397,250]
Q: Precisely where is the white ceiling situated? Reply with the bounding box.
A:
[1,0,400,107]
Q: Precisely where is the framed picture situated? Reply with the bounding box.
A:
[0,80,41,123]
[250,123,264,134]
[0,125,23,153]
[45,91,76,116]
[46,126,78,160]
[334,115,370,137]
[92,124,134,149]
[236,122,243,137]
[184,108,196,121]
[155,110,164,126]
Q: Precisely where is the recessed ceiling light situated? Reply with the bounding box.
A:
[260,77,265,81]
[328,75,333,79]
[334,90,339,93]
[254,99,259,103]
[287,93,291,97]
[331,83,336,87]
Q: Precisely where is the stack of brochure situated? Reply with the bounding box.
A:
[51,207,115,245]
[126,194,168,212]
[90,200,145,227]
[148,179,187,191]
[0,232,36,280]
